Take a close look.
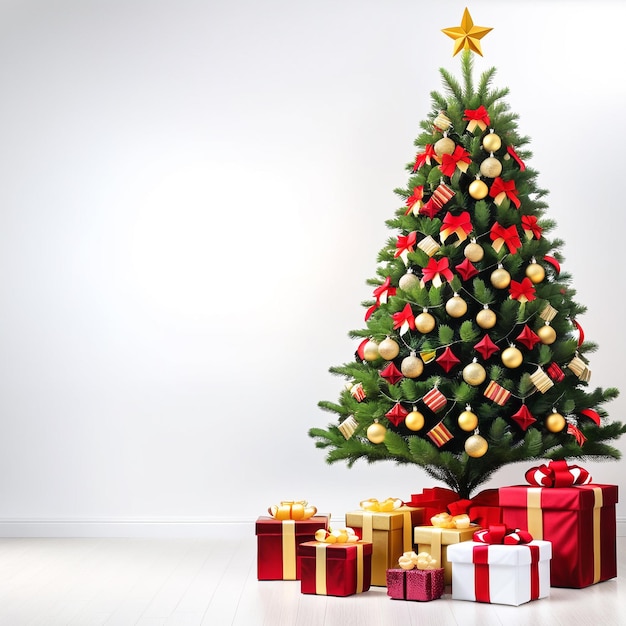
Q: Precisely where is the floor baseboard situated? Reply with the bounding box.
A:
[0,516,625,538]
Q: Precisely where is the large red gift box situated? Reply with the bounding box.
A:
[255,515,329,580]
[298,541,373,596]
[499,483,618,588]
[406,487,502,527]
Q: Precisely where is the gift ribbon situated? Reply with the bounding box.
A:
[394,231,417,260]
[525,460,591,488]
[392,303,416,335]
[413,144,436,171]
[315,542,364,594]
[521,214,542,240]
[509,277,536,303]
[405,185,424,215]
[463,105,490,132]
[489,177,521,208]
[473,524,533,545]
[440,211,473,244]
[421,257,453,287]
[490,222,521,254]
[398,550,438,570]
[365,276,396,321]
[440,145,471,176]
[282,520,296,580]
[268,500,317,521]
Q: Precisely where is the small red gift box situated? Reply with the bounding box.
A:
[255,515,329,580]
[499,462,618,588]
[298,541,373,596]
[386,568,444,601]
[406,487,502,528]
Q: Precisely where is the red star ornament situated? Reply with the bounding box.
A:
[455,257,478,281]
[386,403,409,427]
[511,405,537,431]
[474,334,500,360]
[516,325,541,350]
[380,362,403,386]
[436,346,460,373]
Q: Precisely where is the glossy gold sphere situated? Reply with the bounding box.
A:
[482,132,502,153]
[445,295,468,318]
[546,412,566,433]
[401,354,424,378]
[490,267,511,289]
[502,346,524,368]
[479,156,502,178]
[458,410,479,432]
[363,340,380,361]
[434,136,455,157]
[476,307,496,329]
[464,241,484,262]
[463,362,487,386]
[399,272,420,291]
[378,337,400,360]
[415,311,436,333]
[405,410,425,431]
[465,434,488,457]
[526,262,546,284]
[537,325,557,345]
[468,179,489,200]
[366,421,387,444]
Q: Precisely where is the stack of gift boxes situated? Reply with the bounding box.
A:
[255,461,618,606]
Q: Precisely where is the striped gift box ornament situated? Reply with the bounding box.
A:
[483,380,511,405]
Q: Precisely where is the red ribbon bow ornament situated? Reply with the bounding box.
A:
[525,459,591,488]
[474,524,533,545]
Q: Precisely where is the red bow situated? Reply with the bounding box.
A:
[395,231,417,259]
[525,459,591,488]
[509,277,536,303]
[365,276,396,321]
[440,146,471,177]
[405,186,424,215]
[422,257,453,287]
[521,215,542,240]
[413,144,436,171]
[489,177,521,208]
[474,525,533,545]
[463,105,490,132]
[567,423,587,447]
[440,211,473,244]
[490,222,521,254]
[392,303,416,335]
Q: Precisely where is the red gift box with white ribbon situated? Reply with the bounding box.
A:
[498,460,618,588]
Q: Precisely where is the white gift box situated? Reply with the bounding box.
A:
[447,540,552,606]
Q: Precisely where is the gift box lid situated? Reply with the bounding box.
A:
[298,540,373,559]
[414,525,479,544]
[345,506,421,531]
[447,540,552,565]
[499,484,618,510]
[255,515,329,535]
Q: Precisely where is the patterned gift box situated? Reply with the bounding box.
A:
[386,567,444,601]
[345,504,423,586]
[298,541,372,596]
[413,525,480,585]
[447,540,551,605]
[255,515,329,580]
[499,482,618,588]
[405,487,502,527]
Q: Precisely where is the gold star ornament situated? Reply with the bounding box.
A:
[442,7,493,56]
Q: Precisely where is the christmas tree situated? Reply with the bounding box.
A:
[309,8,626,499]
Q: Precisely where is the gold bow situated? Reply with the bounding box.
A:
[314,527,359,544]
[268,500,317,521]
[430,512,471,529]
[398,550,438,570]
[359,497,403,512]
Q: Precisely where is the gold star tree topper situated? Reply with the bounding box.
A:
[442,7,493,56]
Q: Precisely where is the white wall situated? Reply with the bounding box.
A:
[0,0,624,535]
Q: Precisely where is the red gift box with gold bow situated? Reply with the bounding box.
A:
[405,486,502,528]
[255,501,329,580]
[498,460,618,588]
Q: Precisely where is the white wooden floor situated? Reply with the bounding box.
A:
[0,524,624,626]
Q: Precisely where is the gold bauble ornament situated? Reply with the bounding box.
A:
[526,262,546,284]
[399,272,420,291]
[501,345,524,368]
[401,354,424,378]
[363,339,380,361]
[378,337,400,360]
[434,136,455,157]
[479,156,502,178]
[465,433,488,458]
[405,409,425,431]
[445,295,467,318]
[415,311,436,333]
[476,307,496,329]
[463,361,487,386]
[546,411,566,433]
[458,409,479,432]
[366,421,387,444]
[464,241,484,262]
[537,324,557,345]
[490,267,511,289]
[482,131,502,153]
[468,178,488,200]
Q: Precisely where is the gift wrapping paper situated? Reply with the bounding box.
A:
[414,525,480,585]
[255,515,329,580]
[447,540,551,605]
[386,568,445,601]
[499,484,618,588]
[345,507,423,586]
[298,541,373,596]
